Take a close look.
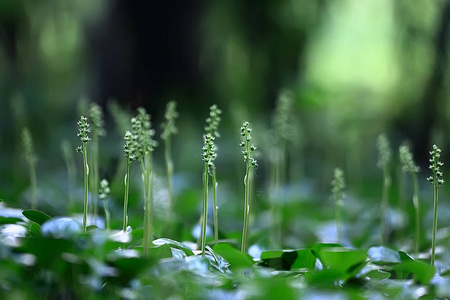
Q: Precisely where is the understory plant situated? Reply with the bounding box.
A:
[377,134,392,245]
[427,144,444,266]
[331,168,345,244]
[76,116,91,232]
[61,139,77,210]
[122,131,135,232]
[271,89,298,248]
[201,133,216,255]
[161,101,178,220]
[399,144,420,256]
[22,127,38,209]
[88,103,106,220]
[99,178,111,231]
[205,104,222,244]
[240,121,257,254]
[131,108,158,256]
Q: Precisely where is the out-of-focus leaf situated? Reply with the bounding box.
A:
[260,248,315,272]
[212,243,254,269]
[0,216,23,225]
[392,260,435,285]
[152,238,194,256]
[367,246,401,264]
[22,209,52,226]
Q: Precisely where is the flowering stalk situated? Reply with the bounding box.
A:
[240,122,257,254]
[99,179,111,231]
[377,134,392,245]
[22,127,38,210]
[201,133,216,255]
[132,108,158,257]
[161,101,178,220]
[122,131,135,232]
[331,168,345,244]
[399,145,420,256]
[88,103,106,221]
[61,140,77,211]
[427,144,444,266]
[76,116,91,232]
[205,105,222,244]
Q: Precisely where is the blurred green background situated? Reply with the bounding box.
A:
[1,0,449,248]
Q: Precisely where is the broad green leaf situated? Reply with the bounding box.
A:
[0,216,23,225]
[212,243,254,269]
[29,222,42,237]
[392,260,435,284]
[291,249,316,272]
[152,238,194,256]
[260,249,315,272]
[367,246,401,264]
[22,209,52,226]
[316,246,367,282]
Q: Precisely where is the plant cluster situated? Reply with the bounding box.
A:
[3,98,450,299]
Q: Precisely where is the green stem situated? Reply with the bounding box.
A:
[123,158,130,232]
[271,147,281,248]
[212,167,218,244]
[431,180,438,266]
[29,158,38,210]
[91,134,99,221]
[103,199,110,231]
[143,155,153,257]
[164,137,174,220]
[380,170,391,245]
[201,163,209,256]
[242,141,251,254]
[336,200,341,244]
[82,142,89,232]
[411,173,420,256]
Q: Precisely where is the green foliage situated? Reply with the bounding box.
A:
[21,127,38,209]
[99,178,111,230]
[399,144,421,256]
[331,168,345,243]
[75,116,91,232]
[239,121,257,254]
[88,102,106,220]
[376,134,392,245]
[161,101,178,220]
[427,144,444,266]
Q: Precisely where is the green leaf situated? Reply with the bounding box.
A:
[212,243,254,269]
[291,249,316,272]
[152,238,194,256]
[317,246,367,281]
[29,222,42,237]
[0,216,23,225]
[22,209,52,226]
[260,249,315,272]
[367,246,401,264]
[392,260,435,284]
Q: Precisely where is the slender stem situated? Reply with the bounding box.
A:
[82,142,89,232]
[336,201,341,244]
[431,179,438,266]
[411,173,420,256]
[201,162,209,256]
[212,167,218,244]
[242,163,251,254]
[380,169,391,245]
[164,137,174,220]
[29,158,38,210]
[123,158,130,232]
[91,134,99,221]
[271,147,281,248]
[143,154,153,257]
[103,199,110,231]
